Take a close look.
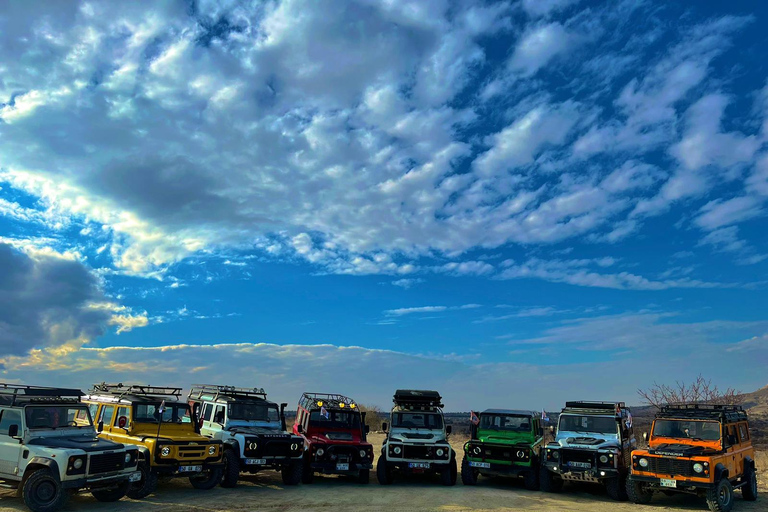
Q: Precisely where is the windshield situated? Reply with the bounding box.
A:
[392,412,443,430]
[229,403,280,422]
[653,420,720,441]
[480,414,532,432]
[309,410,361,429]
[558,414,617,435]
[133,403,192,424]
[25,405,92,429]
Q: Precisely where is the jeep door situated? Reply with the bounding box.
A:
[203,404,225,435]
[97,404,117,440]
[0,409,23,478]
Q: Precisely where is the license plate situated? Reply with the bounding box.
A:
[245,458,267,465]
[128,471,142,482]
[336,463,349,471]
[179,465,202,473]
[660,478,677,488]
[408,462,430,469]
[469,461,491,468]
[568,461,591,469]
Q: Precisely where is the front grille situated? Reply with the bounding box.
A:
[561,449,595,467]
[327,445,357,462]
[401,444,449,460]
[177,445,206,458]
[262,440,292,457]
[89,452,125,475]
[469,443,528,461]
[646,457,695,477]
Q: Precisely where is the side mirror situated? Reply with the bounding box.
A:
[642,432,648,442]
[470,423,477,440]
[296,424,304,434]
[446,425,452,435]
[539,427,544,437]
[382,422,388,432]
[7,424,19,438]
[97,421,104,432]
[280,403,288,431]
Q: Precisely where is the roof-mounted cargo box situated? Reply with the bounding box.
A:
[393,390,444,408]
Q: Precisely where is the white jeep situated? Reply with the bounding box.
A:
[0,384,140,512]
[377,390,456,486]
[188,384,304,487]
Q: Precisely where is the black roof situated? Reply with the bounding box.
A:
[89,383,182,402]
[188,384,268,403]
[393,390,443,408]
[0,383,83,406]
[657,403,748,423]
[562,401,626,415]
[299,393,359,412]
[482,409,535,417]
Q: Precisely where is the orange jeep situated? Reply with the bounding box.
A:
[627,404,758,512]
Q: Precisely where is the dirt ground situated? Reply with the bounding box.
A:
[1,434,764,512]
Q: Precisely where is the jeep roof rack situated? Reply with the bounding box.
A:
[482,409,535,417]
[563,401,626,415]
[89,383,182,402]
[0,383,83,406]
[657,403,748,422]
[188,384,268,402]
[299,392,358,411]
[393,390,444,409]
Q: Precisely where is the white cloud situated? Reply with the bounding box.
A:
[521,0,581,18]
[695,196,765,231]
[385,303,481,316]
[509,22,574,76]
[390,278,424,289]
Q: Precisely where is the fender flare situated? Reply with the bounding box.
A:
[23,457,61,480]
[713,463,729,482]
[223,439,240,454]
[135,445,151,462]
[744,456,755,472]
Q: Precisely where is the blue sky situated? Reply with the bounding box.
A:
[1,0,767,410]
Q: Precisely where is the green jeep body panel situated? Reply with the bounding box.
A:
[463,409,543,476]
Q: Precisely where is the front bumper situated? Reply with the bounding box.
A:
[629,474,715,490]
[310,461,373,473]
[544,461,620,482]
[154,461,224,476]
[241,456,303,469]
[62,470,141,490]
[466,459,533,476]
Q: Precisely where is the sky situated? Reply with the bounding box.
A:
[1,0,767,412]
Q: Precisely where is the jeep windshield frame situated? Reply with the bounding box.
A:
[558,413,618,435]
[651,419,721,442]
[132,402,193,424]
[24,404,93,430]
[227,402,280,423]
[480,414,532,432]
[392,411,443,430]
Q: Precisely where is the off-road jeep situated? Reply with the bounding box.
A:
[83,383,223,499]
[541,401,635,500]
[0,383,140,512]
[461,409,543,490]
[627,404,758,512]
[187,384,304,487]
[377,390,456,486]
[293,393,374,484]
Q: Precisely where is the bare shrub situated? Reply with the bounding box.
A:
[357,404,384,432]
[638,374,743,409]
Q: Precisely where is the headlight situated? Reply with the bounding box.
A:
[638,458,648,468]
[291,443,300,451]
[393,446,401,455]
[516,450,526,459]
[161,446,171,457]
[73,458,84,469]
[209,446,216,455]
[359,449,367,458]
[693,463,704,473]
[316,448,325,457]
[124,453,131,463]
[436,448,445,457]
[551,450,559,460]
[248,442,257,451]
[599,455,608,463]
[473,446,481,455]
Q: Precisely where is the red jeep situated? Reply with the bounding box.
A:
[293,393,374,483]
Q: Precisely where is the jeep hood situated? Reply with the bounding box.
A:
[553,431,620,450]
[229,426,292,438]
[477,429,535,446]
[389,427,447,444]
[649,444,713,457]
[307,428,366,445]
[28,435,124,452]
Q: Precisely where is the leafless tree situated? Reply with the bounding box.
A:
[638,374,743,409]
[357,404,384,432]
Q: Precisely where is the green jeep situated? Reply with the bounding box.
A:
[461,409,543,490]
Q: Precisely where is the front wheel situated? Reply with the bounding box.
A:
[742,467,758,501]
[460,457,478,485]
[281,461,303,485]
[606,474,628,501]
[126,461,158,499]
[539,465,563,493]
[22,469,70,512]
[626,478,653,504]
[376,454,393,485]
[523,468,539,491]
[707,478,735,512]
[91,480,130,502]
[440,457,457,486]
[220,449,240,488]
[189,466,223,490]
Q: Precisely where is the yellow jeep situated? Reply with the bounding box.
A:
[82,383,223,499]
[628,404,758,512]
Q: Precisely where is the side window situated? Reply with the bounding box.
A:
[726,424,737,445]
[738,423,749,442]
[116,407,131,429]
[213,406,225,423]
[0,409,22,435]
[99,405,115,426]
[202,403,213,422]
[88,403,99,419]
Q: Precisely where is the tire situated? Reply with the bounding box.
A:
[22,469,70,512]
[742,467,758,501]
[281,461,303,485]
[523,468,539,491]
[461,457,478,486]
[189,466,223,490]
[606,474,629,501]
[301,459,314,484]
[706,478,734,512]
[126,462,158,500]
[626,478,653,504]
[440,457,457,486]
[91,480,130,502]
[220,449,240,488]
[358,469,370,484]
[376,454,393,485]
[539,465,563,493]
